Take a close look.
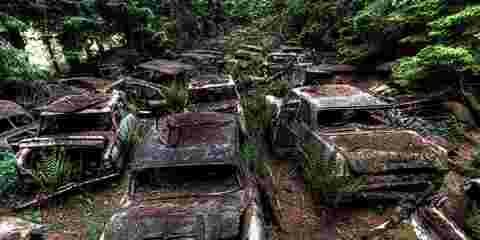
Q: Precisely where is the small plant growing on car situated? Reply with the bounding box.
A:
[164,82,189,113]
[302,144,364,206]
[446,114,466,145]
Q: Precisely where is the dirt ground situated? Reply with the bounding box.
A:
[29,178,126,240]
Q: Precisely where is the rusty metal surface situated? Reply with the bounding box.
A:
[190,99,239,114]
[138,59,195,75]
[0,100,30,119]
[57,77,114,92]
[188,74,232,89]
[292,84,389,109]
[329,130,448,174]
[132,112,238,169]
[36,94,110,113]
[307,64,357,73]
[109,189,252,240]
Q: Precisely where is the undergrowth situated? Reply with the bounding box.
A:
[0,151,18,195]
[302,144,365,207]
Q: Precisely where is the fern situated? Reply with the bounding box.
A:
[0,151,17,195]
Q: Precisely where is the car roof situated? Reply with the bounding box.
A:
[188,74,234,90]
[291,84,390,110]
[37,91,122,116]
[132,112,238,169]
[0,100,30,120]
[138,59,195,76]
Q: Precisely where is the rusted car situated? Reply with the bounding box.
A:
[135,59,196,86]
[100,112,265,240]
[0,217,47,240]
[13,91,132,209]
[266,84,448,202]
[104,77,168,114]
[0,100,38,152]
[179,49,224,74]
[188,74,242,114]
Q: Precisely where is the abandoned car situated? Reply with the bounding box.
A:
[266,84,449,202]
[188,74,242,115]
[100,112,265,240]
[13,91,132,208]
[134,59,196,86]
[179,49,224,74]
[0,100,38,152]
[105,76,168,114]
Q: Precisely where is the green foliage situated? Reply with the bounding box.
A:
[392,45,475,87]
[240,143,257,163]
[0,15,28,33]
[63,17,97,33]
[224,0,274,20]
[353,0,445,32]
[63,50,83,66]
[0,47,48,81]
[429,4,480,40]
[466,205,480,239]
[164,82,189,113]
[302,144,365,206]
[192,0,209,17]
[18,207,42,224]
[241,94,273,136]
[287,0,305,17]
[0,151,17,195]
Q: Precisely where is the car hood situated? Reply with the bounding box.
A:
[106,188,255,240]
[190,99,240,114]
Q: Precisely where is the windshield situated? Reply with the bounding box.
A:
[0,114,31,133]
[134,165,240,194]
[317,109,386,127]
[25,146,104,187]
[189,86,238,104]
[40,113,112,135]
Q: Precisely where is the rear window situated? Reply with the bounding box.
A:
[9,114,32,128]
[0,118,13,133]
[40,113,112,134]
[135,165,240,194]
[189,86,238,104]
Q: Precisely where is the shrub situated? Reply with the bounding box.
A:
[392,45,475,87]
[0,47,48,81]
[0,15,28,33]
[241,94,273,137]
[429,5,480,40]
